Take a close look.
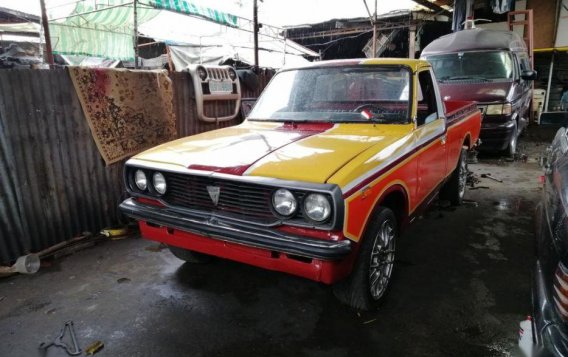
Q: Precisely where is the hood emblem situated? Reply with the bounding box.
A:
[207,186,221,206]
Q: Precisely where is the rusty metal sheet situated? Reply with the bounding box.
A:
[0,68,271,264]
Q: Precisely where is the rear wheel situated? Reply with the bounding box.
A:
[168,246,212,264]
[440,147,468,206]
[333,207,397,310]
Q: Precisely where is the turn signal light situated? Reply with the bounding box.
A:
[553,262,568,319]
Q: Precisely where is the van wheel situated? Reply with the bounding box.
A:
[168,246,212,263]
[505,121,518,157]
[333,207,397,311]
[440,147,468,206]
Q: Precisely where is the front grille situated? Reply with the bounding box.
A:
[163,172,277,223]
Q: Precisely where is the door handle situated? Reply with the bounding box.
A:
[441,135,447,144]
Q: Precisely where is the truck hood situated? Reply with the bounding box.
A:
[438,81,513,103]
[132,121,413,184]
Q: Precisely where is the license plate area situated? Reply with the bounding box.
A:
[209,81,233,93]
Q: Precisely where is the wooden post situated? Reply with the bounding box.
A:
[133,0,139,69]
[408,25,416,59]
[39,0,54,65]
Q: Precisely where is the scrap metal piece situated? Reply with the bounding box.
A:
[480,173,504,183]
[85,340,104,355]
[39,320,82,356]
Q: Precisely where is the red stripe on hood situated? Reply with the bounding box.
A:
[187,122,334,175]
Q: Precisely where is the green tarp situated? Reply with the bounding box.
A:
[50,24,136,60]
[48,0,238,60]
[147,0,238,27]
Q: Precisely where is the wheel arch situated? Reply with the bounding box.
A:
[364,183,410,237]
[463,132,472,149]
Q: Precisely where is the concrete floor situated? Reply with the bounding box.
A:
[0,139,547,357]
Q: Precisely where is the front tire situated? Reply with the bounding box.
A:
[333,207,397,310]
[440,147,468,206]
[168,246,212,264]
[505,121,518,157]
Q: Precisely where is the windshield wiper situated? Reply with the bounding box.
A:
[328,114,392,124]
[440,75,489,82]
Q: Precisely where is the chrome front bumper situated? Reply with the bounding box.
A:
[119,198,352,261]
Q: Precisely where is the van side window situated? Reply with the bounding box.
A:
[417,71,438,126]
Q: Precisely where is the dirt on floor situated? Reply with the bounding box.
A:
[0,135,550,357]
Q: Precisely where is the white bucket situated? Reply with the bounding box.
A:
[12,254,40,274]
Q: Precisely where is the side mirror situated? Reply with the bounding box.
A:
[521,70,537,81]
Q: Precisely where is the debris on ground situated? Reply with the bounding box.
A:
[462,199,479,207]
[470,186,490,190]
[100,225,137,240]
[85,340,104,355]
[0,254,41,277]
[116,278,131,284]
[39,320,82,356]
[480,173,503,183]
[38,232,99,260]
[467,170,480,188]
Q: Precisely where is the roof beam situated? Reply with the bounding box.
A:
[411,0,452,17]
[287,21,420,41]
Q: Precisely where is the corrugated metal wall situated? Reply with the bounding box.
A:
[0,68,271,265]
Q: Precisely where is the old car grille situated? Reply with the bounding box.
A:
[162,172,278,223]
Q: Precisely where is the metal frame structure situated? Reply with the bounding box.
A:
[42,0,297,68]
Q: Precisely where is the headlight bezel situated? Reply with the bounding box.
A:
[129,168,168,196]
[271,188,335,225]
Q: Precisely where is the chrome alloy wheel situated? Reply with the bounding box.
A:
[369,219,396,300]
[458,151,468,200]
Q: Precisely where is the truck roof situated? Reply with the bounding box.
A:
[421,28,527,56]
[285,58,432,72]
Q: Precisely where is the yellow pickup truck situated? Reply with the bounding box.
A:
[120,58,481,310]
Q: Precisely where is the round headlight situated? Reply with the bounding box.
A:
[304,194,331,222]
[197,66,207,81]
[134,170,147,191]
[272,189,297,217]
[228,68,237,81]
[152,172,167,195]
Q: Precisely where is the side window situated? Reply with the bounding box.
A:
[417,70,438,126]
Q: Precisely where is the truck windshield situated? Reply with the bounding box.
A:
[247,66,411,123]
[426,51,514,82]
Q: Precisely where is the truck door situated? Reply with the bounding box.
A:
[414,69,447,204]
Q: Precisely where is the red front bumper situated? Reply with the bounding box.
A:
[139,221,355,284]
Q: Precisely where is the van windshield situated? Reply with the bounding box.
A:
[426,51,514,82]
[247,66,411,124]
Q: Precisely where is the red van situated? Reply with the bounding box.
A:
[422,28,536,156]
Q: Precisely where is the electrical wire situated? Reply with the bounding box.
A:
[307,29,373,47]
